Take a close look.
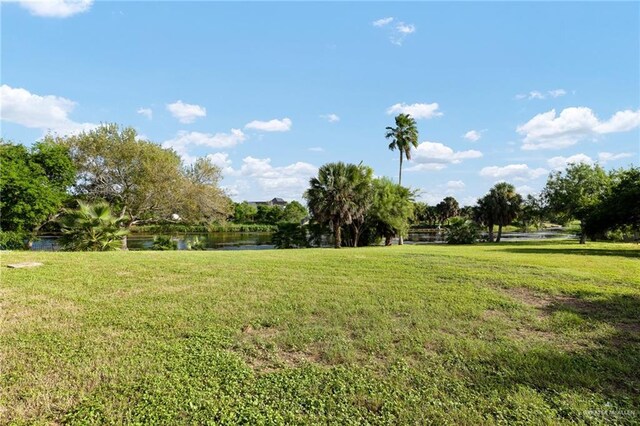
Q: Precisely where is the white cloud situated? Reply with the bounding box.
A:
[386,102,442,120]
[137,107,152,120]
[245,117,292,132]
[516,185,535,195]
[320,113,340,123]
[517,107,640,150]
[166,100,206,124]
[446,180,466,190]
[12,0,93,18]
[205,152,233,175]
[162,129,246,164]
[516,89,567,100]
[236,157,317,199]
[0,84,96,135]
[407,141,482,171]
[479,164,548,181]
[547,153,594,170]
[598,152,635,163]
[463,130,483,142]
[373,16,416,45]
[372,17,394,27]
[308,147,324,152]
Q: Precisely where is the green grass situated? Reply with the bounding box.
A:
[1,241,639,425]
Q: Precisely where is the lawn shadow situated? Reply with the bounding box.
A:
[472,291,640,421]
[496,244,640,259]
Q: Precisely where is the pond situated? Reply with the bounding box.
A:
[30,228,576,251]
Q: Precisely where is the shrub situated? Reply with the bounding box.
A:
[0,231,28,250]
[186,235,206,250]
[272,223,309,249]
[446,218,479,244]
[58,202,128,251]
[151,235,178,250]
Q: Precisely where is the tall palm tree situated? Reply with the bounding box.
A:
[386,113,418,245]
[385,113,419,187]
[59,201,128,251]
[304,162,372,248]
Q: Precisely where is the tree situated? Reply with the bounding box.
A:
[543,163,609,244]
[58,124,230,249]
[272,223,309,249]
[255,205,285,225]
[436,196,460,225]
[490,182,522,242]
[520,194,545,231]
[58,202,128,251]
[282,201,308,224]
[445,217,479,244]
[474,194,497,242]
[584,167,640,240]
[233,202,257,223]
[386,113,419,187]
[0,139,75,247]
[305,162,372,248]
[368,178,415,246]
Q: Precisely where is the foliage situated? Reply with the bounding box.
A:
[58,202,128,251]
[519,194,546,231]
[366,178,415,246]
[385,113,419,186]
[305,162,373,248]
[233,201,258,223]
[57,124,230,248]
[2,242,639,424]
[584,167,640,240]
[151,235,178,251]
[436,196,460,224]
[186,236,206,250]
[543,163,609,244]
[282,201,308,224]
[133,223,277,234]
[0,231,29,250]
[272,223,310,249]
[0,140,75,238]
[255,204,285,225]
[445,217,480,244]
[475,183,522,242]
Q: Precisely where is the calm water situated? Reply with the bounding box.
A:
[31,229,574,251]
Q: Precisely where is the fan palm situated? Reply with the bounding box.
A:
[59,202,128,251]
[385,113,419,187]
[489,182,522,242]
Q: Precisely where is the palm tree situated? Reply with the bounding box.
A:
[474,195,497,242]
[59,201,128,251]
[385,113,419,187]
[386,113,418,245]
[304,162,372,248]
[489,182,522,242]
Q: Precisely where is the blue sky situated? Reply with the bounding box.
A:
[1,1,639,205]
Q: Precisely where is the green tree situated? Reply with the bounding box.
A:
[234,201,258,223]
[368,178,415,246]
[255,205,285,225]
[386,113,419,187]
[305,162,372,248]
[0,140,75,247]
[543,163,609,244]
[474,194,497,242]
[58,124,230,249]
[436,196,460,225]
[520,194,545,231]
[282,201,308,223]
[58,202,128,251]
[490,182,522,242]
[272,223,309,249]
[584,167,640,239]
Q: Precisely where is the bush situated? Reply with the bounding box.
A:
[272,223,309,249]
[186,235,206,250]
[0,231,28,250]
[151,235,178,250]
[446,218,479,244]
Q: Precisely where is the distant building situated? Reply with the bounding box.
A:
[247,197,288,207]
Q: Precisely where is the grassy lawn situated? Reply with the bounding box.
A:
[1,242,639,425]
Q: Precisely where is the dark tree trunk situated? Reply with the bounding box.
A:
[579,221,586,244]
[488,224,494,242]
[334,221,341,248]
[496,224,503,243]
[399,151,403,186]
[385,235,393,246]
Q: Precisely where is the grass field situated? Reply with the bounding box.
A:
[1,242,639,425]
